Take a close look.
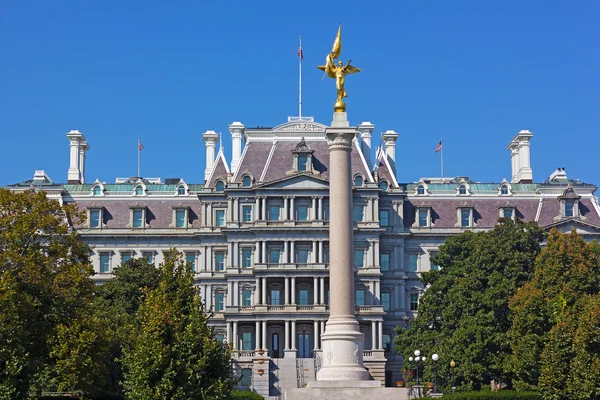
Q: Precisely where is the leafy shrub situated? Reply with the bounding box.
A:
[231,390,264,399]
[441,391,541,400]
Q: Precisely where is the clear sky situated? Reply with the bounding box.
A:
[1,1,598,187]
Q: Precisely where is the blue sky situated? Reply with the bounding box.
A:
[1,1,598,186]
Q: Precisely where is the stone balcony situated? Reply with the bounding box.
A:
[225,305,329,314]
[254,263,329,271]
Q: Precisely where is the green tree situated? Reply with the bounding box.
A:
[395,218,545,391]
[508,229,600,398]
[0,188,108,399]
[123,250,232,400]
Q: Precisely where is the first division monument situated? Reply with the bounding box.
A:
[286,26,407,399]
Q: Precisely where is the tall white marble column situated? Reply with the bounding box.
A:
[317,112,370,381]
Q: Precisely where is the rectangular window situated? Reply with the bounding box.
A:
[503,208,513,219]
[565,201,574,217]
[175,209,186,227]
[215,210,225,227]
[242,288,252,306]
[215,333,225,344]
[269,205,280,221]
[379,209,389,226]
[382,292,391,311]
[121,253,132,264]
[430,253,439,271]
[186,253,196,271]
[133,209,144,228]
[408,254,418,272]
[297,205,309,221]
[142,252,154,265]
[461,209,471,227]
[382,334,391,352]
[380,253,390,271]
[215,251,225,271]
[410,293,419,311]
[270,289,281,305]
[355,249,364,268]
[353,205,364,222]
[323,204,330,221]
[299,289,310,305]
[297,249,309,264]
[418,209,428,227]
[298,155,308,171]
[100,253,110,273]
[323,247,330,264]
[269,249,280,264]
[90,209,101,228]
[241,248,252,268]
[242,205,252,222]
[215,293,224,311]
[356,289,365,306]
[242,332,253,350]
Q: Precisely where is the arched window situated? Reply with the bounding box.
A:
[379,181,388,192]
[93,186,101,196]
[354,176,363,187]
[417,185,425,195]
[500,185,509,195]
[242,176,252,187]
[458,185,467,195]
[215,181,225,192]
[177,185,186,195]
[135,186,144,196]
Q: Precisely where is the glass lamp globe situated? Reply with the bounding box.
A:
[415,356,420,362]
[409,357,414,362]
[432,353,439,361]
[414,350,421,357]
[422,356,427,362]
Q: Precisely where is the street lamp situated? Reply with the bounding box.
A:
[431,353,439,394]
[450,360,456,394]
[414,350,422,384]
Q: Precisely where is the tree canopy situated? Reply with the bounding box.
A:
[395,218,546,391]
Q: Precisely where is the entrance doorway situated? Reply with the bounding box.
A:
[271,332,280,358]
[298,333,311,358]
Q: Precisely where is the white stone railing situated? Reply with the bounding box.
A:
[267,305,285,311]
[236,351,255,359]
[296,305,314,311]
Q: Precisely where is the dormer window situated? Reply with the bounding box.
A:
[130,207,147,228]
[458,185,467,195]
[556,187,582,220]
[379,181,389,192]
[565,200,574,217]
[289,137,315,174]
[499,207,515,220]
[500,185,509,195]
[242,176,252,187]
[215,180,225,192]
[89,208,103,228]
[135,186,144,196]
[177,185,186,195]
[417,185,425,195]
[93,186,102,196]
[354,175,364,187]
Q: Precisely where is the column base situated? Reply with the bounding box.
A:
[317,316,370,381]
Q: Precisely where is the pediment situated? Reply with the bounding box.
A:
[543,218,600,235]
[255,174,329,190]
[272,121,327,133]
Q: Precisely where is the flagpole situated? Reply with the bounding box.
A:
[137,136,141,177]
[440,137,444,179]
[299,35,302,118]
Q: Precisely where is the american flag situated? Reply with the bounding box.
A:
[138,140,144,151]
[435,140,442,153]
[298,46,303,60]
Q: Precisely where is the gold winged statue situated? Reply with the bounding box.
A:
[317,25,361,112]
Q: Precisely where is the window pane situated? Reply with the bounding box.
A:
[297,206,308,221]
[242,249,252,268]
[215,293,224,311]
[382,292,391,311]
[355,250,364,268]
[383,334,391,352]
[242,205,252,222]
[90,209,100,228]
[380,253,390,271]
[297,249,309,264]
[122,254,131,263]
[100,254,110,273]
[417,185,425,195]
[298,155,308,171]
[143,252,153,264]
[418,209,428,227]
[379,181,388,192]
[215,252,225,271]
[299,289,309,305]
[177,185,186,195]
[186,253,196,270]
[93,186,101,196]
[503,208,513,219]
[176,209,186,227]
[241,369,252,386]
[408,254,418,272]
[269,205,280,221]
[565,201,574,217]
[323,204,330,221]
[323,247,330,264]
[430,254,439,271]
[215,181,224,192]
[271,290,280,305]
[459,185,466,195]
[356,289,365,306]
[461,209,470,227]
[242,176,251,187]
[410,294,419,311]
[501,186,508,195]
[380,210,389,226]
[242,332,253,350]
[354,176,363,187]
[133,209,143,228]
[135,186,144,195]
[215,210,225,226]
[353,205,364,222]
[215,333,225,344]
[270,249,280,263]
[242,289,252,306]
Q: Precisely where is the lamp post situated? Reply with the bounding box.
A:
[450,360,456,394]
[431,353,439,394]
[408,356,414,385]
[414,350,421,384]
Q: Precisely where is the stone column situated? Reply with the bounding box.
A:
[371,321,377,350]
[378,321,383,350]
[318,241,324,263]
[285,321,290,350]
[285,277,290,305]
[313,277,319,304]
[312,241,317,263]
[262,321,267,351]
[291,321,297,350]
[320,277,325,305]
[291,277,296,305]
[226,321,232,344]
[314,321,319,351]
[255,278,260,304]
[233,322,238,350]
[317,112,370,381]
[255,321,261,350]
[262,278,267,305]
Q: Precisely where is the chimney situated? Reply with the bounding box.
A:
[357,121,375,167]
[203,130,219,182]
[66,130,87,184]
[507,130,534,183]
[382,129,399,175]
[229,121,245,174]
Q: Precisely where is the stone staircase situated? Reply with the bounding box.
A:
[268,357,298,399]
[296,358,317,388]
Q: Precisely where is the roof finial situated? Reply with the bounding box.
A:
[219,132,223,151]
